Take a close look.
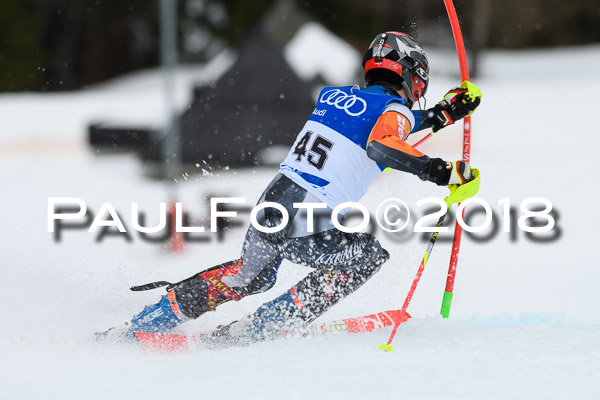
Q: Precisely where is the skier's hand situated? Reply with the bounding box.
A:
[428,81,482,132]
[446,160,474,185]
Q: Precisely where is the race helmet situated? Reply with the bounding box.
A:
[362,32,429,107]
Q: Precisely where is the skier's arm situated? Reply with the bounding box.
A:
[366,107,471,185]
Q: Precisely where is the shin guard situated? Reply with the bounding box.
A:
[163,260,243,319]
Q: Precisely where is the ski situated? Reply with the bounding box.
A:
[308,309,409,334]
[135,309,410,352]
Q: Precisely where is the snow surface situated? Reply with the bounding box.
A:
[1,42,600,399]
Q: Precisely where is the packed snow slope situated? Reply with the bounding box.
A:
[1,44,599,399]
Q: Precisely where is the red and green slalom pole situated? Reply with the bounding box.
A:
[440,0,472,319]
[379,0,476,351]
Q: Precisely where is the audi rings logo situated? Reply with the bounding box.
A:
[319,89,367,116]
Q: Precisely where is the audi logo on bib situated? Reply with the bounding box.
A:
[319,89,367,116]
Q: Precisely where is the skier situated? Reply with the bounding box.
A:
[99,32,482,346]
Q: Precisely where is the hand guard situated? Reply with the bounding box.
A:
[446,160,474,185]
[444,169,480,209]
[427,81,482,132]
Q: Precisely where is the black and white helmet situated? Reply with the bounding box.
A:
[362,32,429,107]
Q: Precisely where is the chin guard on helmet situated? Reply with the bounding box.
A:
[362,32,430,108]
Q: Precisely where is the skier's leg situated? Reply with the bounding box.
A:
[246,230,389,341]
[99,174,306,340]
[171,173,310,321]
[97,258,257,341]
[102,235,283,340]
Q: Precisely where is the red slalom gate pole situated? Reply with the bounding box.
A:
[169,202,184,252]
[412,1,470,152]
[440,0,471,318]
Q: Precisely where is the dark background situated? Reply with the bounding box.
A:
[1,0,599,92]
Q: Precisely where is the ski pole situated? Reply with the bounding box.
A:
[379,170,480,352]
[440,0,472,319]
[413,131,435,148]
[379,211,448,352]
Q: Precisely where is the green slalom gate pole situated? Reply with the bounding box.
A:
[440,0,472,319]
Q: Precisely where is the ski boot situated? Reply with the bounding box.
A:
[95,290,188,343]
[96,259,248,343]
[193,288,313,350]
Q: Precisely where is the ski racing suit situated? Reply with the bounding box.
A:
[125,84,450,341]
